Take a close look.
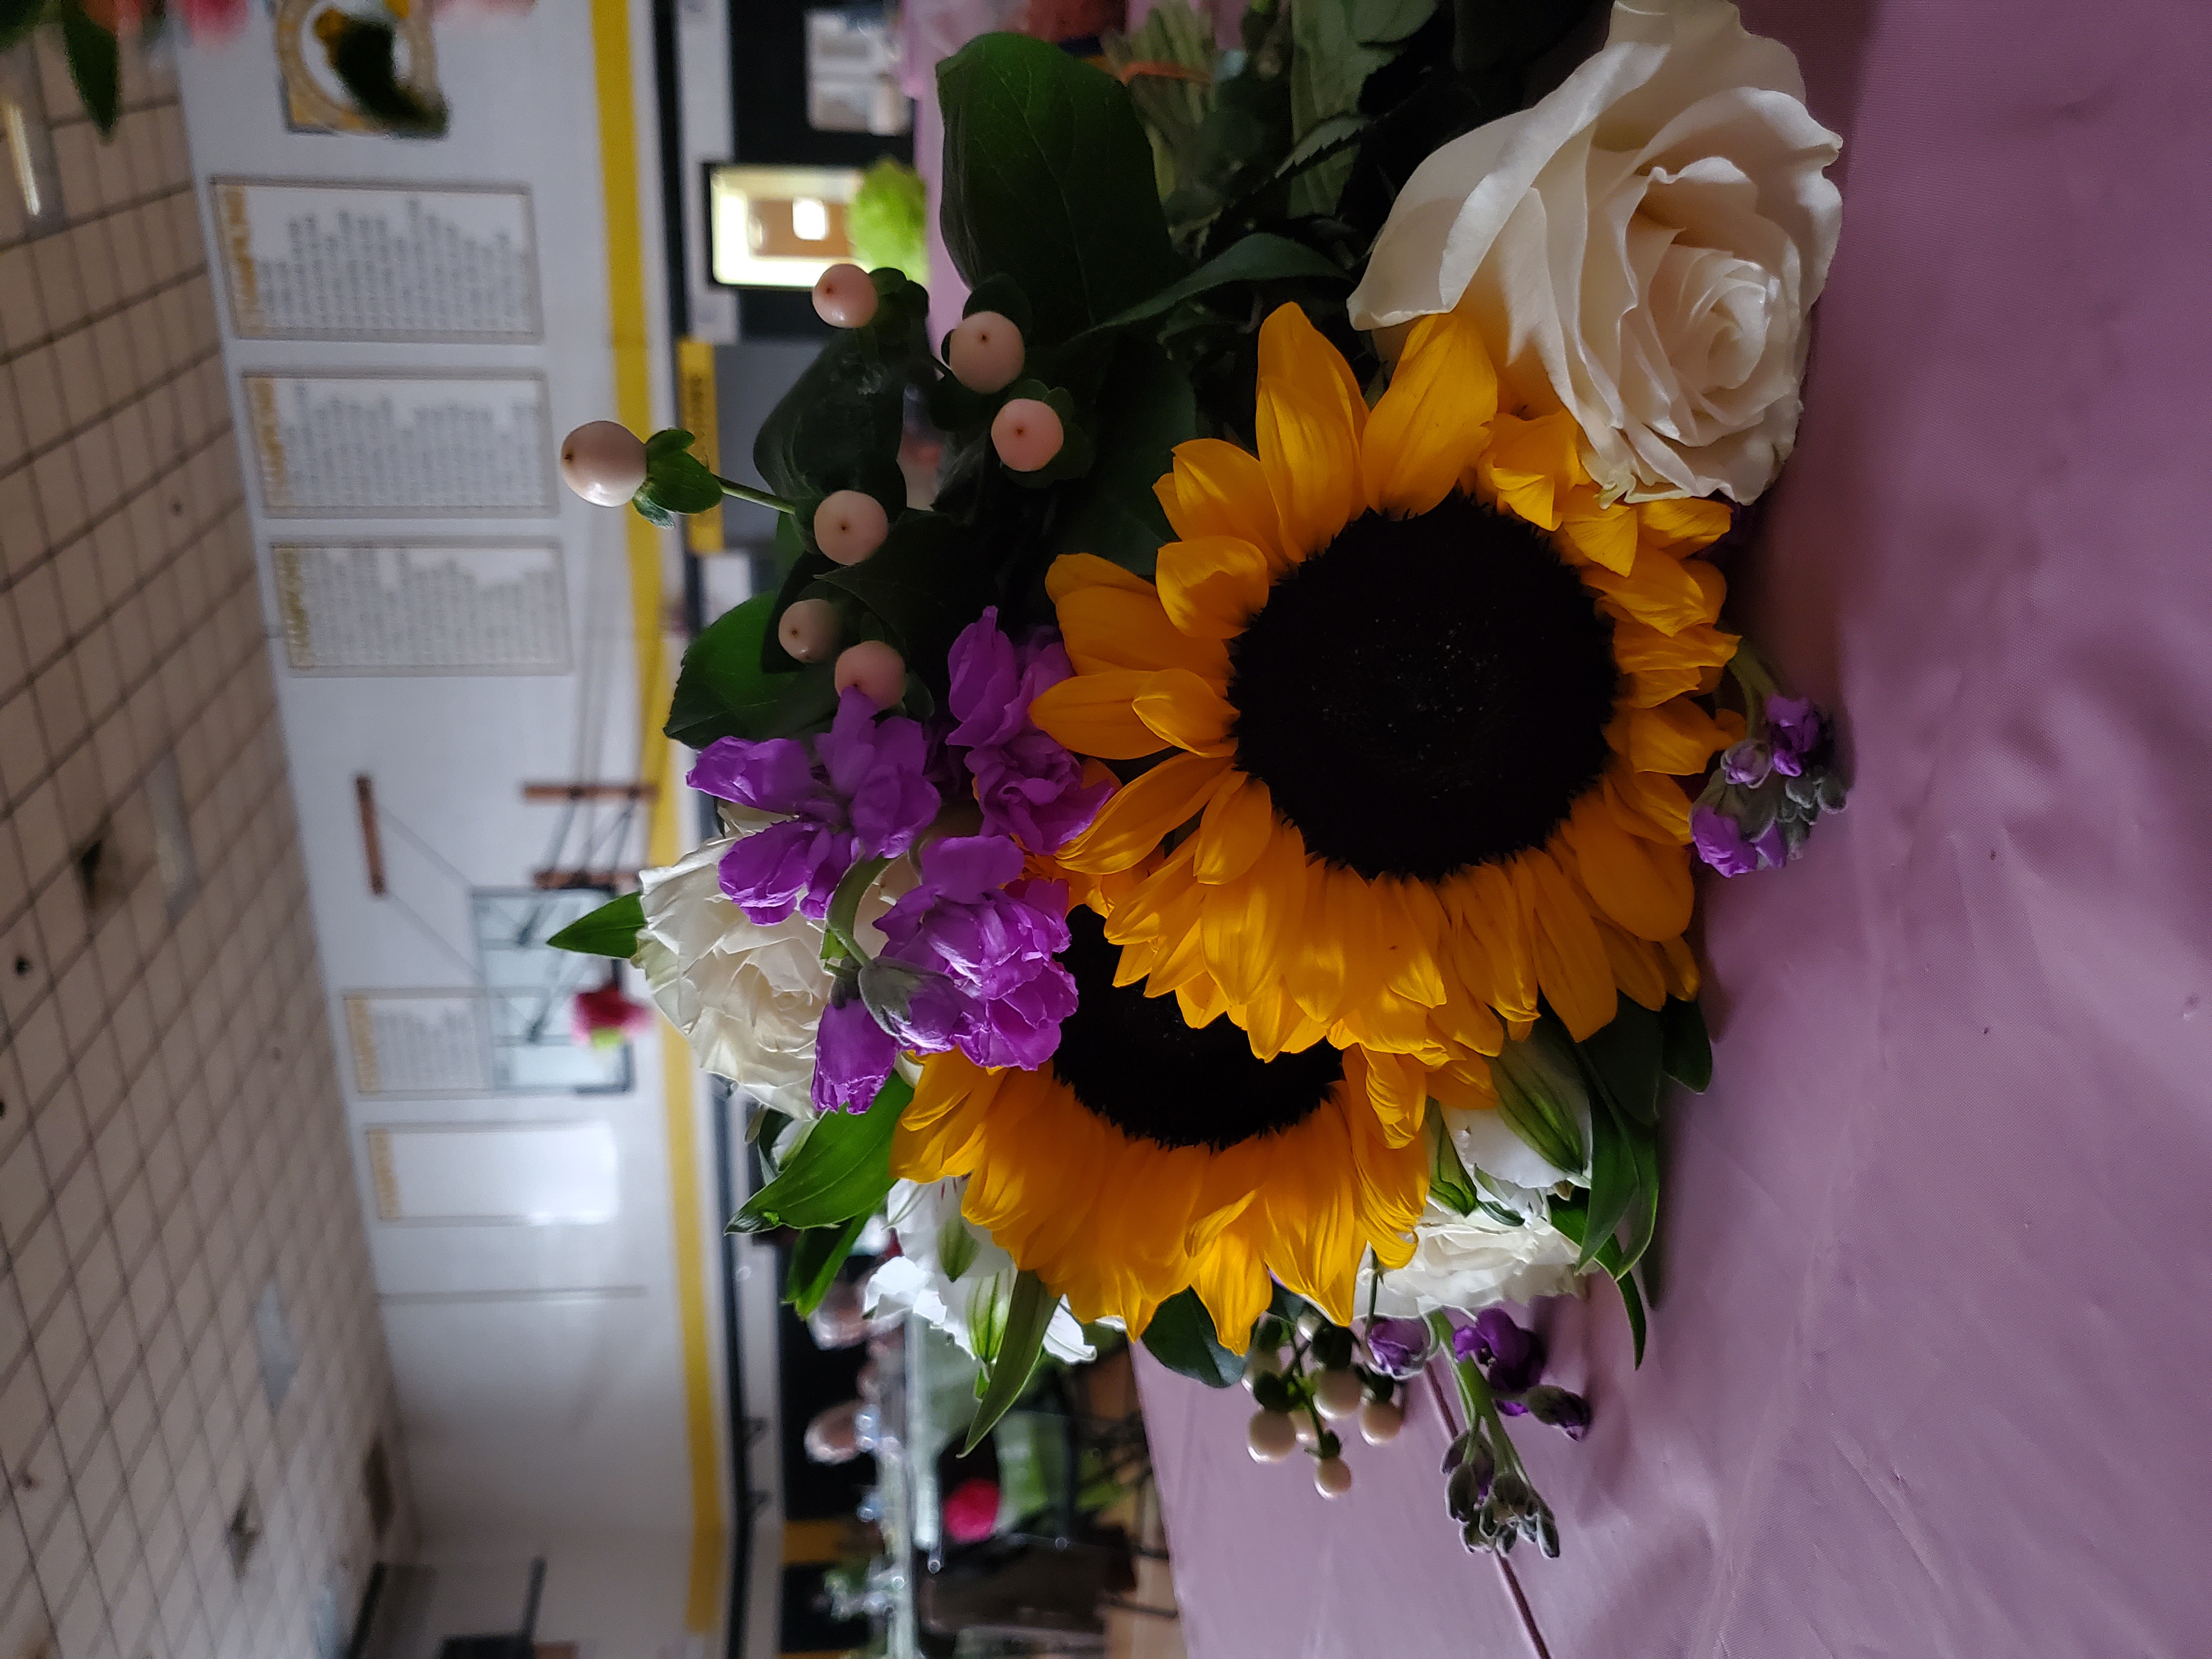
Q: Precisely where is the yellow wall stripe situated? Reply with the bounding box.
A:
[587,0,727,1633]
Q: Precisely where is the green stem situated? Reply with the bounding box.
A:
[820,856,890,965]
[1726,641,1780,721]
[714,475,795,515]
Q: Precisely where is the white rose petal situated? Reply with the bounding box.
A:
[1348,0,1841,503]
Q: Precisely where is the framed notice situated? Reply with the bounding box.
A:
[212,178,540,341]
[272,541,571,675]
[243,372,555,516]
[345,983,632,1098]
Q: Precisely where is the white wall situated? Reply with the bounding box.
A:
[173,3,724,1652]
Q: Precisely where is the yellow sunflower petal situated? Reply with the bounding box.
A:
[1133,668,1238,758]
[1156,438,1290,571]
[1597,918,1669,1011]
[1200,825,1311,1005]
[1372,878,1447,1007]
[1636,494,1733,555]
[1288,864,1382,1023]
[1155,534,1276,640]
[1615,701,1735,776]
[1607,769,1694,844]
[1582,548,1723,633]
[1189,1216,1272,1351]
[1661,934,1701,1000]
[1476,410,1585,531]
[1361,307,1497,516]
[1517,848,1617,1040]
[1254,303,1368,559]
[1564,793,1694,942]
[1357,1047,1427,1148]
[1176,974,1233,1030]
[1193,769,1275,884]
[1029,670,1164,759]
[1060,753,1232,873]
[1053,562,1229,680]
[1047,550,1155,602]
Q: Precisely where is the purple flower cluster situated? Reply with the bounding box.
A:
[946,610,1111,854]
[811,834,1079,1111]
[1692,692,1847,877]
[1453,1310,1547,1407]
[689,689,940,923]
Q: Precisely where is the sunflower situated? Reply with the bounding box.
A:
[1030,302,1741,1104]
[890,902,1427,1345]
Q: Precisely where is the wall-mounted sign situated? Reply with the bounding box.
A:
[243,371,556,516]
[212,178,540,341]
[273,540,571,675]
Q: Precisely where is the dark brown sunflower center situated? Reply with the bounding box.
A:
[1049,909,1342,1152]
[1227,493,1618,882]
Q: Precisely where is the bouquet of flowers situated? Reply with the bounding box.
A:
[555,0,1843,1556]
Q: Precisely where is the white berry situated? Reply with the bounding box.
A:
[559,421,647,506]
[1314,1456,1353,1499]
[1358,1400,1404,1445]
[833,640,906,708]
[1242,1348,1285,1392]
[1246,1410,1297,1464]
[1313,1369,1365,1421]
[812,263,878,328]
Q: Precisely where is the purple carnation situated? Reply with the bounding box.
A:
[1767,695,1824,774]
[1691,804,1762,877]
[812,990,902,1113]
[689,689,941,924]
[875,834,1077,1073]
[946,611,1112,854]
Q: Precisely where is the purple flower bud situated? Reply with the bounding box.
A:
[1364,1317,1435,1379]
[1766,694,1823,760]
[1691,805,1761,878]
[1720,740,1773,788]
[1454,1310,1545,1395]
[811,988,901,1113]
[1521,1385,1592,1441]
[1750,820,1788,871]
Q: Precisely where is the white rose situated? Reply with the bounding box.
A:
[1348,0,1842,503]
[865,1178,1096,1364]
[1358,1199,1583,1321]
[633,830,908,1116]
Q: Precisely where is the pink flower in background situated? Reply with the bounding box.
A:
[571,980,651,1049]
[944,1477,1001,1544]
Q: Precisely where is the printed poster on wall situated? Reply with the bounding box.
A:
[243,372,555,516]
[273,541,571,675]
[212,178,540,341]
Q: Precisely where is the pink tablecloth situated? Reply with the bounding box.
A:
[1135,2,2212,1655]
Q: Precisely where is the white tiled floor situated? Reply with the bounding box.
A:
[0,35,409,1659]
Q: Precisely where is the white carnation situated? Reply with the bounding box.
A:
[1359,1199,1583,1321]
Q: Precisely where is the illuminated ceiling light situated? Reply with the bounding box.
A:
[791,197,830,241]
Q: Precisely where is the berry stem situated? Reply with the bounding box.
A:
[714,475,796,515]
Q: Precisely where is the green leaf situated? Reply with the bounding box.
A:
[815,510,994,699]
[752,271,929,511]
[645,449,725,516]
[1286,0,1390,215]
[1138,1287,1244,1390]
[1082,233,1348,337]
[1048,340,1195,577]
[1660,995,1713,1092]
[786,1215,869,1318]
[645,428,695,460]
[938,33,1183,348]
[664,592,838,748]
[1579,995,1664,1126]
[1550,1202,1647,1366]
[938,1210,979,1285]
[732,1072,912,1233]
[1577,1099,1639,1272]
[1490,1022,1589,1177]
[58,4,120,134]
[963,1269,1056,1452]
[1427,1110,1479,1217]
[1353,0,1437,45]
[0,0,44,55]
[545,893,644,959]
[1615,1116,1661,1277]
[631,493,674,528]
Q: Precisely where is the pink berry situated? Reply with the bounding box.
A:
[1358,1400,1404,1446]
[558,421,647,506]
[833,640,906,708]
[991,398,1063,472]
[812,263,878,328]
[1246,1410,1297,1465]
[777,598,840,663]
[947,310,1025,393]
[1314,1456,1354,1499]
[1313,1369,1364,1421]
[812,490,889,565]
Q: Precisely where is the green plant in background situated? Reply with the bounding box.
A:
[846,156,929,284]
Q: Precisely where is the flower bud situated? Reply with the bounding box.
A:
[857,957,962,1051]
[812,263,878,328]
[947,310,1025,393]
[559,421,647,506]
[1445,1449,1494,1522]
[990,397,1063,472]
[1521,1385,1592,1442]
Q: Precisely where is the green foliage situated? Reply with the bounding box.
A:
[1428,1110,1480,1217]
[813,510,995,702]
[633,428,726,521]
[848,157,930,283]
[1139,1287,1245,1389]
[731,1073,912,1234]
[57,4,119,136]
[786,1214,870,1317]
[664,592,837,749]
[1660,995,1713,1091]
[545,893,645,960]
[963,1269,1055,1452]
[0,0,45,56]
[938,34,1183,348]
